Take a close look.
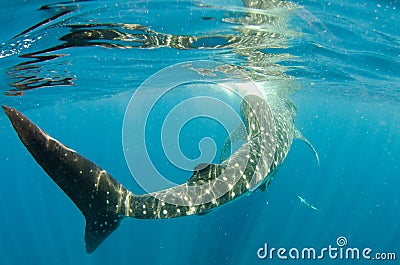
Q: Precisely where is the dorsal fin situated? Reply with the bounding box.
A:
[193,163,212,173]
[188,163,223,185]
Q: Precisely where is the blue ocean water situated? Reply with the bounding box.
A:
[0,0,399,264]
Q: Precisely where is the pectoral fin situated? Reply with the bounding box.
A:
[294,129,320,165]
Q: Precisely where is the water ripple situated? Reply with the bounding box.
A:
[0,0,297,103]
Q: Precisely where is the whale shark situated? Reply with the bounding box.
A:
[2,92,316,253]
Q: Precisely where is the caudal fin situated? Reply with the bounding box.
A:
[2,106,129,253]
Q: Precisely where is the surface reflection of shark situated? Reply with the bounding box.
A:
[297,195,319,211]
[2,0,299,96]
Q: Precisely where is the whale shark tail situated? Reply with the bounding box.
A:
[2,105,129,253]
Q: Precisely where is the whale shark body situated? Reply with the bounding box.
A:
[3,92,312,253]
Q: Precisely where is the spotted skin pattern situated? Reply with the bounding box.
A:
[2,93,297,253]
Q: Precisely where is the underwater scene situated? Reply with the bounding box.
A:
[0,0,399,264]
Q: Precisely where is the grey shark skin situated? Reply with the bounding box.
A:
[2,94,296,253]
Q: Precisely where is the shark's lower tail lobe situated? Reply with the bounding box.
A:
[2,106,130,253]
